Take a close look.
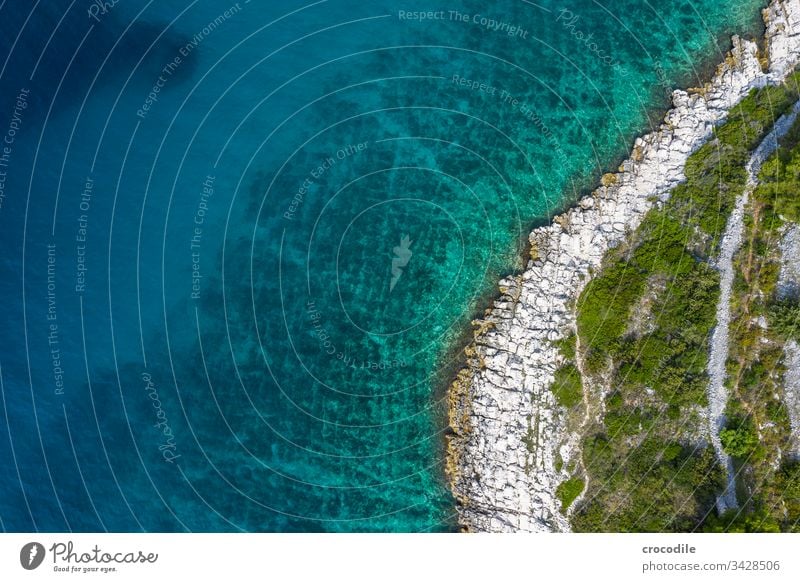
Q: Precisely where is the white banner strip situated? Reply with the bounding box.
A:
[1,533,798,581]
[0,534,800,582]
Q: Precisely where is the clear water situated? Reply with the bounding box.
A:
[0,0,764,531]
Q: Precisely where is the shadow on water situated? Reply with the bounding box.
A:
[0,5,199,120]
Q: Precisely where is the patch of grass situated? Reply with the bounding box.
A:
[615,264,718,408]
[554,453,564,473]
[552,364,583,408]
[556,477,585,513]
[578,262,647,372]
[768,299,800,340]
[554,333,577,361]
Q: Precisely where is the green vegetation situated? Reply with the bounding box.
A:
[776,462,800,531]
[768,300,800,340]
[704,509,782,533]
[755,110,800,232]
[578,213,718,395]
[719,419,759,458]
[713,107,800,532]
[578,261,646,369]
[571,76,800,532]
[573,440,723,532]
[555,333,577,361]
[556,478,585,513]
[674,77,800,254]
[703,462,800,533]
[552,364,583,408]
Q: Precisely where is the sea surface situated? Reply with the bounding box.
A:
[0,0,765,531]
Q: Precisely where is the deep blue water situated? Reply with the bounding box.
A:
[0,0,764,532]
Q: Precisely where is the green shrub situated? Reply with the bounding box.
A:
[754,111,800,231]
[720,421,759,458]
[704,509,781,532]
[552,364,583,408]
[768,300,800,340]
[604,408,654,437]
[555,334,577,361]
[776,462,800,528]
[556,478,585,512]
[577,262,646,369]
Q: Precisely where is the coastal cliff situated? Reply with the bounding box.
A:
[447,0,800,532]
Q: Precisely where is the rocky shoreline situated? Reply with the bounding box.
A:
[446,0,800,533]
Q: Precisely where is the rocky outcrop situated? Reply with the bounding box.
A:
[779,226,800,457]
[778,225,800,300]
[785,340,800,458]
[447,0,800,533]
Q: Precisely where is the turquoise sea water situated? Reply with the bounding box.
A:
[0,0,764,531]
